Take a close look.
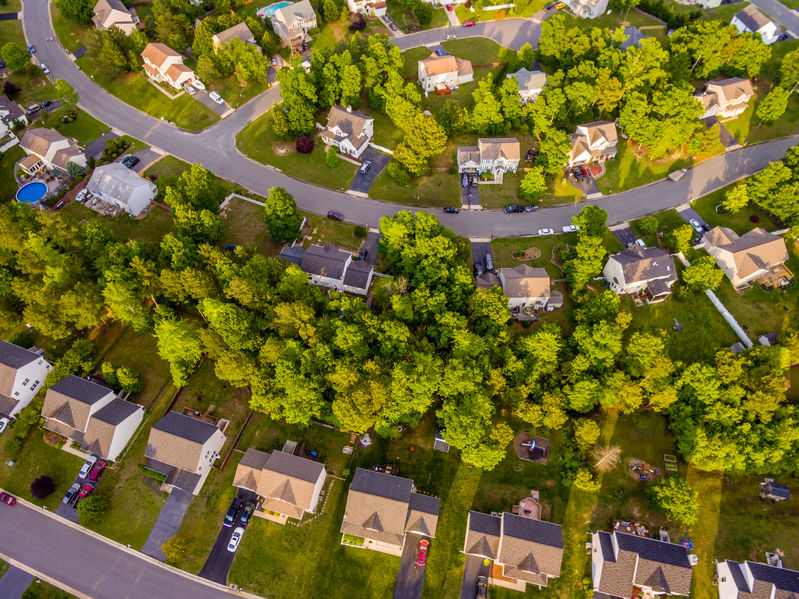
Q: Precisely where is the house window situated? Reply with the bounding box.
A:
[22,378,29,386]
[14,391,19,397]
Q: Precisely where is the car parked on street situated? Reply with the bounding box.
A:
[416,539,429,566]
[28,45,36,53]
[443,206,460,214]
[88,460,107,482]
[525,204,539,212]
[224,497,243,527]
[227,526,245,552]
[504,205,524,213]
[327,211,344,221]
[562,224,579,233]
[463,19,476,26]
[76,483,94,503]
[0,492,16,506]
[79,456,97,478]
[537,228,554,235]
[239,501,255,525]
[63,483,80,505]
[209,91,224,104]
[41,64,49,75]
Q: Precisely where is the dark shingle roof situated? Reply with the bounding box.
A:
[280,245,305,266]
[300,244,350,279]
[616,533,690,568]
[91,397,142,425]
[734,4,772,31]
[610,246,676,285]
[503,513,563,548]
[342,261,373,290]
[747,561,799,593]
[0,341,40,368]
[152,411,219,444]
[265,450,325,484]
[619,26,649,50]
[49,375,113,405]
[468,510,502,536]
[349,468,413,502]
[408,492,440,516]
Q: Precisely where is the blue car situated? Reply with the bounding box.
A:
[28,45,35,54]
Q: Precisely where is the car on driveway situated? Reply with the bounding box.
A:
[434,49,448,57]
[0,492,16,506]
[79,456,97,478]
[122,155,140,169]
[192,80,206,91]
[0,417,8,435]
[227,526,245,552]
[537,228,554,235]
[224,497,243,527]
[416,539,429,566]
[443,206,459,214]
[63,483,80,505]
[76,189,90,203]
[463,19,476,26]
[88,460,107,482]
[485,253,494,271]
[209,91,224,104]
[358,249,368,261]
[239,501,255,525]
[40,100,52,109]
[689,218,702,233]
[476,575,488,598]
[359,160,371,174]
[327,211,344,221]
[389,23,397,30]
[562,224,579,233]
[474,261,484,276]
[184,84,197,95]
[554,1,566,8]
[581,165,591,177]
[76,483,94,503]
[446,3,453,9]
[504,205,524,214]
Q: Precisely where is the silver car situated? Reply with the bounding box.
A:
[227,526,245,552]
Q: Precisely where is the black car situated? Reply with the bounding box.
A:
[123,156,140,168]
[503,205,524,214]
[327,211,344,221]
[476,575,488,598]
[223,497,243,527]
[701,223,711,232]
[239,501,255,525]
[40,100,52,109]
[443,206,459,214]
[358,249,367,261]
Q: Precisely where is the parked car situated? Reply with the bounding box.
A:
[463,19,476,26]
[40,100,52,109]
[271,56,277,66]
[192,80,206,91]
[545,1,556,8]
[122,156,139,169]
[79,456,98,478]
[434,49,446,57]
[503,205,524,213]
[28,45,36,54]
[76,483,94,502]
[0,417,8,435]
[41,64,49,75]
[87,460,107,482]
[239,501,255,525]
[327,211,344,221]
[476,575,488,598]
[223,497,243,527]
[359,160,371,175]
[26,104,39,114]
[461,173,469,187]
[416,539,430,566]
[485,253,494,271]
[0,492,16,506]
[209,91,224,104]
[76,189,89,203]
[474,261,484,276]
[358,249,368,261]
[537,228,554,235]
[184,84,197,95]
[63,483,80,505]
[571,168,585,182]
[0,60,5,68]
[562,224,579,233]
[227,526,245,552]
[701,223,711,232]
[554,2,566,8]
[581,165,591,177]
[443,206,460,214]
[524,204,540,212]
[54,200,65,210]
[689,218,702,233]
[634,238,646,248]
[446,3,453,9]
[668,168,687,182]
[389,23,397,30]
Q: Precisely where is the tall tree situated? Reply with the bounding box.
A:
[264,186,302,242]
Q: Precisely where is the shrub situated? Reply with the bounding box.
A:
[349,13,366,31]
[750,214,760,223]
[325,146,339,168]
[354,225,368,238]
[647,477,698,526]
[66,161,85,178]
[386,160,411,185]
[296,135,315,154]
[2,81,20,100]
[573,468,601,492]
[78,495,110,522]
[116,366,144,392]
[637,216,659,236]
[5,437,23,456]
[30,475,55,499]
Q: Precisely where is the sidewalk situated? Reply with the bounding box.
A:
[445,6,460,26]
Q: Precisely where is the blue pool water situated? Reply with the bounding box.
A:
[258,1,292,18]
[15,181,47,204]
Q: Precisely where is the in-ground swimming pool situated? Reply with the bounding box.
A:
[257,1,293,18]
[15,181,47,204]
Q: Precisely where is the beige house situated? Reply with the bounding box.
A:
[0,342,51,420]
[92,0,140,35]
[320,105,374,159]
[464,511,563,590]
[20,128,86,173]
[603,246,676,303]
[506,68,547,104]
[417,53,473,94]
[568,122,618,167]
[457,138,520,182]
[233,448,326,523]
[41,375,144,461]
[270,0,317,52]
[340,468,440,555]
[212,22,256,50]
[141,43,196,90]
[695,78,754,120]
[144,411,226,495]
[701,226,788,288]
[498,265,563,310]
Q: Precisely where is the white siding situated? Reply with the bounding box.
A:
[308,469,327,514]
[107,406,145,461]
[7,358,52,417]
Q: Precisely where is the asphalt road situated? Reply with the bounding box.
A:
[0,499,241,599]
[392,18,543,52]
[22,0,799,238]
[392,533,428,599]
[750,0,799,36]
[459,555,491,599]
[0,565,33,599]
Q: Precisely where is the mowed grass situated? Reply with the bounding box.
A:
[691,185,779,234]
[63,202,175,244]
[51,4,89,53]
[596,139,694,195]
[49,108,110,146]
[0,19,25,48]
[303,213,368,253]
[236,111,358,192]
[220,197,284,256]
[629,209,687,249]
[491,234,571,278]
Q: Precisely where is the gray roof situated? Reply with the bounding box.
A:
[86,163,156,206]
[503,513,563,549]
[609,246,676,285]
[152,411,220,445]
[300,243,350,279]
[0,96,25,125]
[280,245,305,266]
[349,468,414,502]
[507,68,547,92]
[91,397,141,425]
[0,341,40,369]
[469,511,502,536]
[499,513,563,583]
[342,260,373,290]
[619,26,650,51]
[765,481,790,498]
[746,561,799,594]
[476,271,501,289]
[265,450,325,484]
[49,375,113,405]
[734,4,772,31]
[408,492,440,516]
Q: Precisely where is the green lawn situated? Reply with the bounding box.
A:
[596,139,695,195]
[491,234,573,278]
[563,7,663,30]
[629,209,687,249]
[691,186,779,234]
[75,57,219,131]
[51,4,89,53]
[220,197,284,256]
[210,75,270,109]
[1,145,24,202]
[401,47,431,79]
[303,212,369,253]
[370,167,461,207]
[19,580,76,599]
[50,109,110,146]
[0,19,25,48]
[236,111,359,192]
[63,202,175,243]
[441,38,506,67]
[705,0,750,20]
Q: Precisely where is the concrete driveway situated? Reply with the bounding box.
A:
[130,148,162,173]
[349,148,390,194]
[459,555,491,599]
[0,565,33,599]
[141,488,194,561]
[198,490,258,585]
[392,533,429,599]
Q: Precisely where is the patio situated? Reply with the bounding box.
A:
[756,264,794,290]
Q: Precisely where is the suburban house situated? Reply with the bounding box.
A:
[457,138,520,183]
[603,246,677,303]
[592,531,693,598]
[320,105,374,159]
[233,447,326,523]
[695,78,754,120]
[282,244,375,295]
[568,122,618,167]
[619,26,650,51]
[476,271,502,290]
[0,95,27,137]
[464,511,563,590]
[563,0,609,19]
[701,226,789,288]
[717,559,799,598]
[340,468,440,555]
[686,0,720,7]
[92,0,140,35]
[20,128,87,173]
[86,162,157,217]
[0,342,51,419]
[144,411,226,495]
[498,265,563,311]
[346,0,387,17]
[212,22,256,50]
[506,68,547,104]
[341,261,375,296]
[731,5,779,45]
[41,375,144,461]
[270,0,317,52]
[760,479,790,501]
[417,53,473,94]
[141,42,196,90]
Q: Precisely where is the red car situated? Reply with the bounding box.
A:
[416,539,430,566]
[327,211,344,221]
[0,492,17,506]
[88,460,107,482]
[445,3,453,9]
[581,165,591,177]
[463,19,476,26]
[76,483,94,503]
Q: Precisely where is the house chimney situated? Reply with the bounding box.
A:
[346,105,352,113]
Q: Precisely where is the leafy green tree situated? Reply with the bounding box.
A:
[1,43,29,73]
[668,223,694,254]
[270,105,291,141]
[519,167,547,203]
[647,477,698,526]
[101,362,120,388]
[780,49,799,93]
[322,0,339,21]
[392,113,447,178]
[154,317,203,385]
[535,128,571,175]
[573,468,601,491]
[54,0,94,24]
[66,161,85,178]
[325,145,339,168]
[413,1,432,25]
[756,86,789,126]
[220,38,269,85]
[681,256,723,291]
[636,216,658,236]
[116,366,144,392]
[264,186,302,242]
[723,184,749,213]
[574,419,601,452]
[45,339,95,388]
[78,495,110,522]
[54,79,78,105]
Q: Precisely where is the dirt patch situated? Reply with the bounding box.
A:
[512,247,541,261]
[627,458,663,481]
[272,142,294,156]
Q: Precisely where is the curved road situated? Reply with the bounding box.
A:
[22,0,799,237]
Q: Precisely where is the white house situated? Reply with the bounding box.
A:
[563,0,609,19]
[506,68,547,104]
[695,78,754,120]
[212,22,256,50]
[141,42,196,90]
[300,243,352,289]
[86,163,157,217]
[417,53,473,94]
[498,265,562,310]
[0,95,27,138]
[717,559,799,598]
[732,5,779,45]
[320,105,374,159]
[346,0,387,17]
[568,122,618,167]
[457,138,520,182]
[701,226,789,288]
[0,342,52,419]
[20,128,86,173]
[92,0,140,35]
[603,246,676,303]
[685,0,720,7]
[270,0,317,52]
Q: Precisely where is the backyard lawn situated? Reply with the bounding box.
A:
[210,75,270,109]
[220,197,284,256]
[490,234,572,278]
[63,203,175,244]
[370,167,461,208]
[51,4,89,53]
[0,19,25,48]
[596,139,694,195]
[691,185,779,233]
[1,146,24,202]
[303,213,369,253]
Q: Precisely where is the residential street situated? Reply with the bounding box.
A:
[750,0,799,36]
[392,18,542,52]
[392,533,429,599]
[0,500,241,599]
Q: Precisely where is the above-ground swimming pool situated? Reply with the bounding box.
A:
[257,1,293,18]
[15,181,47,204]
